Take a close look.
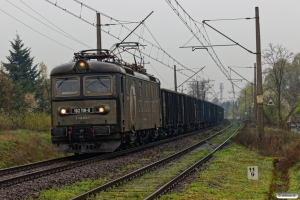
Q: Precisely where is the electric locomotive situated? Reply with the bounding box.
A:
[50,43,224,154]
[50,45,161,153]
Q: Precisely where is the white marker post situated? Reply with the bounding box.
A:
[247,166,258,180]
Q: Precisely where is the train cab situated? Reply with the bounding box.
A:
[50,58,124,154]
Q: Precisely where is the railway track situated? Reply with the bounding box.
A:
[145,125,240,200]
[69,123,236,200]
[0,124,224,189]
[0,156,74,177]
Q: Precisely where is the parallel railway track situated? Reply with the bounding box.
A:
[145,125,240,200]
[70,123,236,200]
[0,124,223,188]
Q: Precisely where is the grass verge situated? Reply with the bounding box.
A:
[161,143,273,200]
[233,123,300,197]
[288,163,300,194]
[0,129,59,168]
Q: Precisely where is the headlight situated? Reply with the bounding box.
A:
[61,109,67,114]
[59,107,70,115]
[75,60,89,72]
[95,105,110,114]
[78,61,86,68]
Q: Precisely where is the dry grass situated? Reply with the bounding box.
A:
[0,130,59,168]
[233,123,300,159]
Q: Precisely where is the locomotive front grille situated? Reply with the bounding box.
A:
[72,125,94,140]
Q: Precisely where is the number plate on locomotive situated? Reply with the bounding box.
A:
[72,108,93,113]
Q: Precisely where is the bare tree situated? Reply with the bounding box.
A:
[263,44,294,128]
[188,81,198,97]
[285,53,300,123]
[188,80,211,100]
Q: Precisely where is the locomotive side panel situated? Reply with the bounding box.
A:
[123,75,161,132]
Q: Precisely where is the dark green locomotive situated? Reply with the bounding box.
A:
[50,49,161,153]
[50,48,224,154]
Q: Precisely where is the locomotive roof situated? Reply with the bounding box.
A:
[50,60,160,83]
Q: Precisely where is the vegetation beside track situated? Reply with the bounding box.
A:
[288,164,300,193]
[161,142,273,200]
[233,123,300,198]
[36,124,233,200]
[0,129,59,168]
[0,112,51,131]
[36,125,228,199]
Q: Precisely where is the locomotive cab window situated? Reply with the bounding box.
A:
[84,76,112,95]
[55,77,79,96]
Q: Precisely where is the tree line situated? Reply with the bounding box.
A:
[228,44,300,129]
[0,34,50,116]
[125,41,299,129]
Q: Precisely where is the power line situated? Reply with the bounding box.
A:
[8,0,92,49]
[165,0,237,98]
[0,8,76,51]
[45,0,203,80]
[144,25,162,49]
[148,63,172,87]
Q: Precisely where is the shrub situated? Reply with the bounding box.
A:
[0,111,51,132]
[233,123,300,176]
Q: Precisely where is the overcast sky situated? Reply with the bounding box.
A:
[1,0,299,101]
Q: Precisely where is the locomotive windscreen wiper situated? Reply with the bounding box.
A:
[57,78,68,88]
[97,77,108,88]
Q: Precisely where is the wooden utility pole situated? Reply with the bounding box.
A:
[96,13,102,61]
[253,63,257,123]
[255,7,264,137]
[245,90,247,120]
[232,100,235,120]
[174,65,177,92]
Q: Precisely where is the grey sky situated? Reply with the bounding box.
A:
[1,0,299,101]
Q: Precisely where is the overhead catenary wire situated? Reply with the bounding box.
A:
[165,0,236,98]
[12,0,217,100]
[0,8,76,51]
[148,63,173,87]
[9,0,93,49]
[45,0,203,79]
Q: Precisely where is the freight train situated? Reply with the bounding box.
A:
[50,44,224,154]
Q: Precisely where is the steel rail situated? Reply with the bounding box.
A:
[0,156,74,177]
[145,124,240,200]
[0,124,223,188]
[69,124,233,200]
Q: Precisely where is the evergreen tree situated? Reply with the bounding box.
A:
[3,34,40,94]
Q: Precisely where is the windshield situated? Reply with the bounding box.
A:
[55,77,79,95]
[85,76,111,94]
